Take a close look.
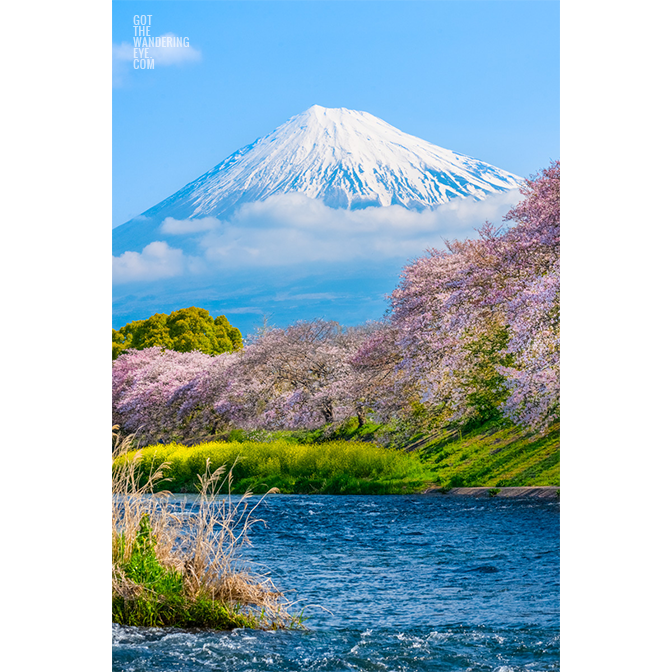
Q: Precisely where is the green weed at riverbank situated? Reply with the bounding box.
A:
[115,439,436,494]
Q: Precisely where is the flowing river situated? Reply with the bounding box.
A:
[113,494,559,671]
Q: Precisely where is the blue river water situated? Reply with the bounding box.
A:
[113,495,559,671]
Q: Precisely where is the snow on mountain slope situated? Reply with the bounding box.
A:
[114,106,523,254]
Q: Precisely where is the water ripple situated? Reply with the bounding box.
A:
[113,496,559,671]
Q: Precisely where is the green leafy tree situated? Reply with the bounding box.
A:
[214,314,243,351]
[112,307,243,359]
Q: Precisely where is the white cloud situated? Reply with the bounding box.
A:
[113,191,523,283]
[112,42,134,62]
[113,241,198,283]
[161,216,221,235]
[195,190,522,267]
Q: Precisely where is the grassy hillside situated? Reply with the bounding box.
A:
[288,417,559,489]
[411,420,560,488]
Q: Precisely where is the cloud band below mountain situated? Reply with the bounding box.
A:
[113,190,521,283]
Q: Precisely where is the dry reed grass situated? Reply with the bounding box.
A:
[112,426,299,629]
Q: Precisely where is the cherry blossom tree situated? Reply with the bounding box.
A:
[213,320,373,430]
[112,346,237,444]
[387,161,559,431]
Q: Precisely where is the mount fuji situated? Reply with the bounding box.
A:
[113,106,523,255]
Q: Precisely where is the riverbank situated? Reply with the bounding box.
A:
[114,418,559,495]
[300,417,559,489]
[423,486,559,499]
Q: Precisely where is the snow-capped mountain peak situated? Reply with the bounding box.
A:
[183,104,522,213]
[114,106,522,253]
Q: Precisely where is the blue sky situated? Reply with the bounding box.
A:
[113,0,559,227]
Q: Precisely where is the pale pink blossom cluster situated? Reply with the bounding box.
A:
[382,161,559,431]
[112,346,237,443]
[212,320,375,430]
[112,321,377,441]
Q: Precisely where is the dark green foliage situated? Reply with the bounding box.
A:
[113,307,243,359]
[461,324,513,425]
[112,592,257,629]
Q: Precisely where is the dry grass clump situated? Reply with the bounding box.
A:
[112,427,299,630]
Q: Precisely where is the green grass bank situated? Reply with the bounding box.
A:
[413,420,560,488]
[114,418,558,494]
[318,417,560,488]
[116,439,437,494]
